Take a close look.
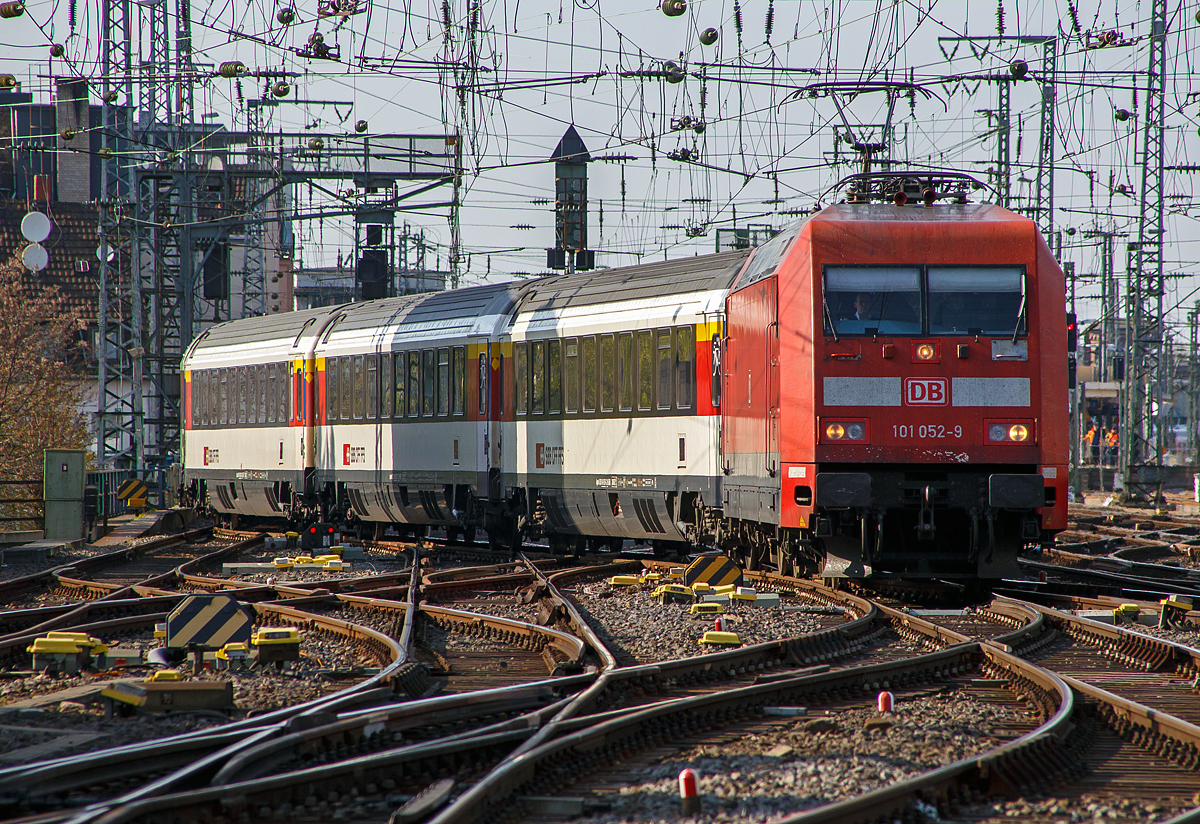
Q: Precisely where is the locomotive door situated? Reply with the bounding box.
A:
[766,305,779,479]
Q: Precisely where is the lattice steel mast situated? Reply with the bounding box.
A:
[1119,0,1169,500]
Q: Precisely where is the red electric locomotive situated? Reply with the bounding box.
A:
[718,173,1067,580]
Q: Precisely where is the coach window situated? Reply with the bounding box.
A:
[367,354,379,420]
[437,349,450,416]
[657,330,673,410]
[823,266,922,336]
[282,363,292,423]
[336,358,349,421]
[239,366,249,425]
[547,339,562,414]
[564,339,579,413]
[422,350,436,416]
[600,335,615,412]
[452,347,466,416]
[927,266,1025,336]
[393,353,406,419]
[637,331,653,412]
[531,340,545,414]
[249,366,259,424]
[380,354,393,419]
[351,356,364,420]
[514,342,529,416]
[258,365,267,424]
[582,337,596,413]
[676,327,695,409]
[326,360,338,422]
[211,370,218,426]
[618,332,634,412]
[266,364,276,423]
[406,353,419,417]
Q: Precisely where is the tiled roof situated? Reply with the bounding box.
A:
[0,201,101,318]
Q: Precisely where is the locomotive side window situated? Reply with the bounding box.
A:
[367,354,379,420]
[600,335,615,412]
[531,340,545,414]
[407,352,420,417]
[927,267,1025,336]
[824,266,922,336]
[380,354,393,419]
[422,350,436,417]
[637,331,653,411]
[582,337,597,412]
[618,332,634,412]
[657,330,673,410]
[437,349,450,416]
[677,327,695,409]
[514,343,529,416]
[452,347,466,416]
[565,339,579,414]
[548,340,562,414]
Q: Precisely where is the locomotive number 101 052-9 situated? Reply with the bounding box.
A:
[892,424,963,439]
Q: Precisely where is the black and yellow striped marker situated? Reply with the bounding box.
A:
[685,554,743,588]
[116,478,148,501]
[166,595,253,649]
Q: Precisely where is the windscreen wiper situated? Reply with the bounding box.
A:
[822,290,839,342]
[1011,292,1027,343]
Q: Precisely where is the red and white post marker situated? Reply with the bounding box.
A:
[714,616,725,632]
[877,690,894,713]
[679,768,700,816]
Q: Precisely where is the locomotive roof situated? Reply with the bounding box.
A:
[813,202,1031,224]
[513,249,751,314]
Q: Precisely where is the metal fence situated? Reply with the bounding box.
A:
[0,480,44,528]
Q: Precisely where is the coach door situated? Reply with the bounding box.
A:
[485,342,503,501]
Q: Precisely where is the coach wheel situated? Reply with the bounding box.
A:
[462,527,476,546]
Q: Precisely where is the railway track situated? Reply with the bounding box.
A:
[13,507,1200,823]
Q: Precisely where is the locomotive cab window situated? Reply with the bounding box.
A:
[928,267,1026,336]
[824,267,922,336]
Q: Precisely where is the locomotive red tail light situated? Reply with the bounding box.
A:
[823,421,867,442]
[987,421,1034,443]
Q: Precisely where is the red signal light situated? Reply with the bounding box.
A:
[309,527,316,533]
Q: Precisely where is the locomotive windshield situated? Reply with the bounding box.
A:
[823,265,1026,337]
[824,267,922,335]
[927,266,1025,336]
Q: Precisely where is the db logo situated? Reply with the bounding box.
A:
[904,378,948,406]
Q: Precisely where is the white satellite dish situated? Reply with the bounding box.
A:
[23,243,49,272]
[20,211,52,243]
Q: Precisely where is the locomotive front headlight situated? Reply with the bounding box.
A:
[1008,424,1029,442]
[989,424,1008,442]
[826,423,845,440]
[915,343,936,360]
[987,421,1034,442]
[846,423,865,440]
[823,421,866,442]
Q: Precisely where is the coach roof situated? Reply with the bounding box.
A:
[513,249,751,314]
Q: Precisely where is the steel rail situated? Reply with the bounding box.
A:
[47,552,425,824]
[430,643,989,824]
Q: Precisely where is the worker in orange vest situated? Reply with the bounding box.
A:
[1082,423,1098,464]
[1104,428,1119,465]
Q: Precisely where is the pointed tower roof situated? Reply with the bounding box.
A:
[550,125,591,163]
